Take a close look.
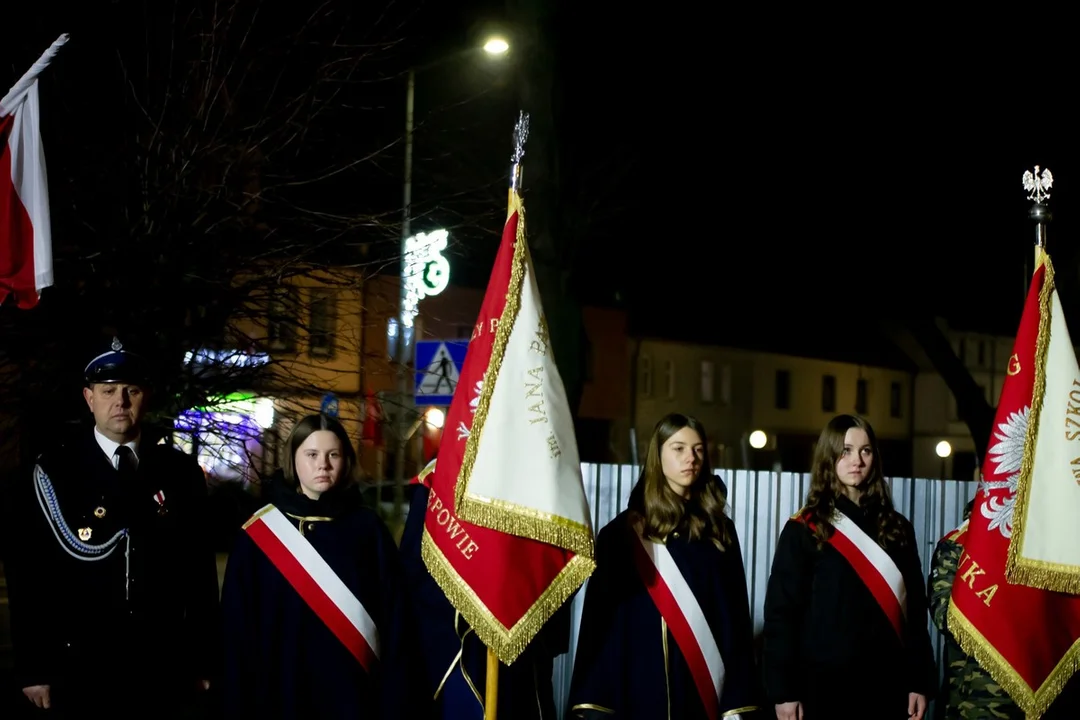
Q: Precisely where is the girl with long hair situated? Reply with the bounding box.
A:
[568,413,760,719]
[221,414,426,719]
[763,414,936,720]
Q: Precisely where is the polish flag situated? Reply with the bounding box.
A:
[0,34,67,309]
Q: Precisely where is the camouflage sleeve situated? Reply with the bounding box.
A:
[928,536,961,635]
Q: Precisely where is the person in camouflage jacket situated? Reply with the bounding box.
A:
[927,501,1022,720]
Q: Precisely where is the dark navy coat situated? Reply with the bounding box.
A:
[568,510,762,719]
[221,476,426,719]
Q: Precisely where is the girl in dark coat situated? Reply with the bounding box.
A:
[221,414,425,719]
[763,414,937,720]
[568,413,761,719]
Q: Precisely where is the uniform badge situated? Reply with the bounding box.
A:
[153,490,167,515]
[78,527,92,541]
[94,506,106,519]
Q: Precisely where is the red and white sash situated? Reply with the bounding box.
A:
[243,504,380,671]
[799,510,907,641]
[630,523,724,720]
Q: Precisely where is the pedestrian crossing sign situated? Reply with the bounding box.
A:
[414,340,469,406]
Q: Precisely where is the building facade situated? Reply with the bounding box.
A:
[630,339,916,475]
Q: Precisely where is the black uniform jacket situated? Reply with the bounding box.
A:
[2,426,221,703]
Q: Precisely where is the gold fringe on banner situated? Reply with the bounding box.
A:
[421,527,595,665]
[453,190,594,559]
[947,600,1080,717]
[1007,254,1080,593]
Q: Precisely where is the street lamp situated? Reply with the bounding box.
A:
[424,406,446,429]
[483,37,510,55]
[936,440,952,481]
[749,430,768,449]
[392,36,511,522]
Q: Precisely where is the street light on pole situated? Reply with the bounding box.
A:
[391,35,511,524]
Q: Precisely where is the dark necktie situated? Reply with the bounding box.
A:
[115,445,137,483]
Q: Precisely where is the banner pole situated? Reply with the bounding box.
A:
[484,648,500,720]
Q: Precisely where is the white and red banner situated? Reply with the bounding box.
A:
[949,249,1080,717]
[244,504,380,672]
[630,523,724,720]
[421,183,595,665]
[0,34,66,309]
[1005,249,1080,592]
[799,511,907,641]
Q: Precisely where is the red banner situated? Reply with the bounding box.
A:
[948,254,1080,716]
[420,191,594,665]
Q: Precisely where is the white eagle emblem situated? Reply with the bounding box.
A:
[456,374,486,441]
[1022,165,1053,204]
[979,406,1029,538]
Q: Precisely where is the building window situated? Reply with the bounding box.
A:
[640,355,653,397]
[267,286,299,352]
[775,370,790,410]
[856,378,868,414]
[665,360,676,400]
[720,364,732,406]
[822,375,836,412]
[308,288,337,357]
[700,360,715,403]
[890,381,902,418]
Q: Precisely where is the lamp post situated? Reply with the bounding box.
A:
[391,36,510,523]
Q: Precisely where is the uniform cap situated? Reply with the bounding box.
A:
[84,337,149,385]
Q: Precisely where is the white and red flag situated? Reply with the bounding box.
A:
[0,34,66,309]
[949,244,1080,716]
[420,115,595,664]
[1005,246,1080,593]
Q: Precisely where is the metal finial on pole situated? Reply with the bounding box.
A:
[510,111,530,193]
[1023,165,1053,250]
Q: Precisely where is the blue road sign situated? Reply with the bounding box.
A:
[320,393,339,418]
[414,340,469,406]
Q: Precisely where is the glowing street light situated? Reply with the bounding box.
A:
[424,407,446,430]
[483,37,510,55]
[936,440,953,458]
[749,430,768,449]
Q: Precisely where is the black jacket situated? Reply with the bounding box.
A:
[2,426,221,710]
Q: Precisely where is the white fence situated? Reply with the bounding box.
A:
[550,464,977,718]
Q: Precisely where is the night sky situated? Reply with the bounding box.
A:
[418,4,1080,344]
[7,2,1080,355]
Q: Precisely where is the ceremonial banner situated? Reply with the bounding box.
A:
[1005,249,1080,592]
[421,116,595,664]
[949,248,1080,716]
[0,34,65,309]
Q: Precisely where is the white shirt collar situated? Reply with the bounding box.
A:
[94,427,140,469]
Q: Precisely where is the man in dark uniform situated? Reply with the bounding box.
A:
[2,338,221,718]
